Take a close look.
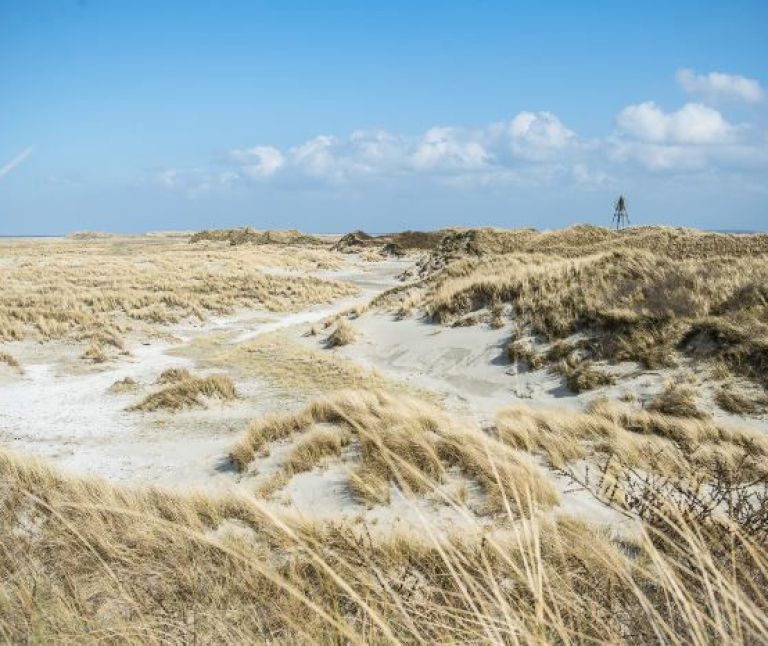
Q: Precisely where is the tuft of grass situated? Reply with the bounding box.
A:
[130,373,238,411]
[507,339,544,370]
[715,385,768,416]
[648,382,708,419]
[81,341,108,363]
[108,376,138,393]
[156,367,192,384]
[326,319,358,348]
[0,350,23,374]
[556,357,615,393]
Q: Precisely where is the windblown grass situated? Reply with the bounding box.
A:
[326,318,358,347]
[231,389,556,514]
[496,397,768,481]
[108,376,138,393]
[716,386,768,415]
[155,367,192,384]
[648,381,708,419]
[2,405,768,642]
[174,330,409,400]
[130,373,238,411]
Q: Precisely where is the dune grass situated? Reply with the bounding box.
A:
[647,381,708,419]
[326,318,358,347]
[130,373,238,411]
[174,329,412,402]
[155,367,192,384]
[231,389,556,514]
[496,397,768,484]
[2,402,768,642]
[405,227,768,391]
[108,376,138,393]
[0,350,22,374]
[0,236,356,352]
[715,384,768,416]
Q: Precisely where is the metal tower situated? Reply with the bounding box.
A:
[613,195,629,230]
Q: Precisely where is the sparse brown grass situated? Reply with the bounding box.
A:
[231,389,557,514]
[507,339,544,370]
[716,384,768,416]
[0,236,356,350]
[496,397,768,482]
[556,356,616,393]
[0,350,22,373]
[326,318,357,347]
[648,382,708,418]
[173,330,411,401]
[80,341,109,363]
[155,366,192,384]
[130,373,238,411]
[108,376,138,393]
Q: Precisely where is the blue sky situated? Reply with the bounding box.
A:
[1,1,767,234]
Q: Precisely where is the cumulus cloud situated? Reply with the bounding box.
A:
[411,127,489,171]
[230,145,284,178]
[0,146,35,180]
[677,68,765,104]
[505,111,575,156]
[616,102,736,145]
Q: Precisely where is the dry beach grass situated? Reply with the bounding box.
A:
[398,226,768,396]
[2,392,768,643]
[0,235,356,358]
[2,226,768,643]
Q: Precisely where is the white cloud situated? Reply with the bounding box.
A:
[677,68,765,104]
[230,145,284,178]
[411,127,489,171]
[508,111,575,149]
[0,146,35,180]
[616,102,736,145]
[219,112,576,184]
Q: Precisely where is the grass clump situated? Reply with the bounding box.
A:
[108,376,138,393]
[648,382,708,419]
[81,341,108,363]
[326,319,357,348]
[130,373,238,411]
[507,339,544,370]
[0,350,22,373]
[557,357,615,393]
[715,385,768,416]
[156,366,192,384]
